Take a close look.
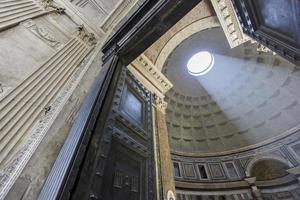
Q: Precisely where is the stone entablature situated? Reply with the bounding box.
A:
[128,54,173,98]
[210,0,247,48]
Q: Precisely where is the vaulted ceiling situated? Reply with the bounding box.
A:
[162,27,300,155]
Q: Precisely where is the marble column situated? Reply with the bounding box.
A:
[155,96,176,200]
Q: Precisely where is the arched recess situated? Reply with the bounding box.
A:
[155,16,220,71]
[246,156,293,179]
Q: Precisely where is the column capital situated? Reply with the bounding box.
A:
[40,0,66,14]
[154,95,168,113]
[76,25,97,46]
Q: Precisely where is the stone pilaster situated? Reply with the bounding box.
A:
[155,95,176,200]
[0,29,95,199]
[0,0,47,31]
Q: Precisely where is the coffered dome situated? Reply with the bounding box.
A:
[163,28,300,155]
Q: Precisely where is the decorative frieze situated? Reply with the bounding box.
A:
[129,54,173,97]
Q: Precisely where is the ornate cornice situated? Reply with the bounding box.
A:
[129,54,173,97]
[210,0,247,48]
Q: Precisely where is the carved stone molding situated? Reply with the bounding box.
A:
[256,43,276,55]
[210,0,247,48]
[129,54,173,98]
[21,19,64,50]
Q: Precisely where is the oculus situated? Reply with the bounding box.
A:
[187,51,214,76]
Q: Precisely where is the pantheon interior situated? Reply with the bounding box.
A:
[0,0,300,199]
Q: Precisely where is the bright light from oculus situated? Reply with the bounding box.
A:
[187,51,214,76]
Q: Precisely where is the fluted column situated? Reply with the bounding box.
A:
[155,95,176,200]
[0,34,93,162]
[0,25,96,199]
[0,0,64,31]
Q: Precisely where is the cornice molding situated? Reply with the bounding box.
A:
[171,125,300,158]
[210,0,248,48]
[129,54,173,97]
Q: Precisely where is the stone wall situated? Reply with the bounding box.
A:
[0,0,145,199]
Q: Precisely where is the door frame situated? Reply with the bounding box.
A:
[38,0,202,199]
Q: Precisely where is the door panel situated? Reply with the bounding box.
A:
[71,67,155,200]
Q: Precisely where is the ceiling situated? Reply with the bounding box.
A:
[163,28,300,155]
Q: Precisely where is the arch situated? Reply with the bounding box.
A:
[155,16,220,71]
[245,155,292,178]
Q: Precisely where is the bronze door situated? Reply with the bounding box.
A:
[71,66,156,200]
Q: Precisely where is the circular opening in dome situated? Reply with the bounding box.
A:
[187,51,214,76]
